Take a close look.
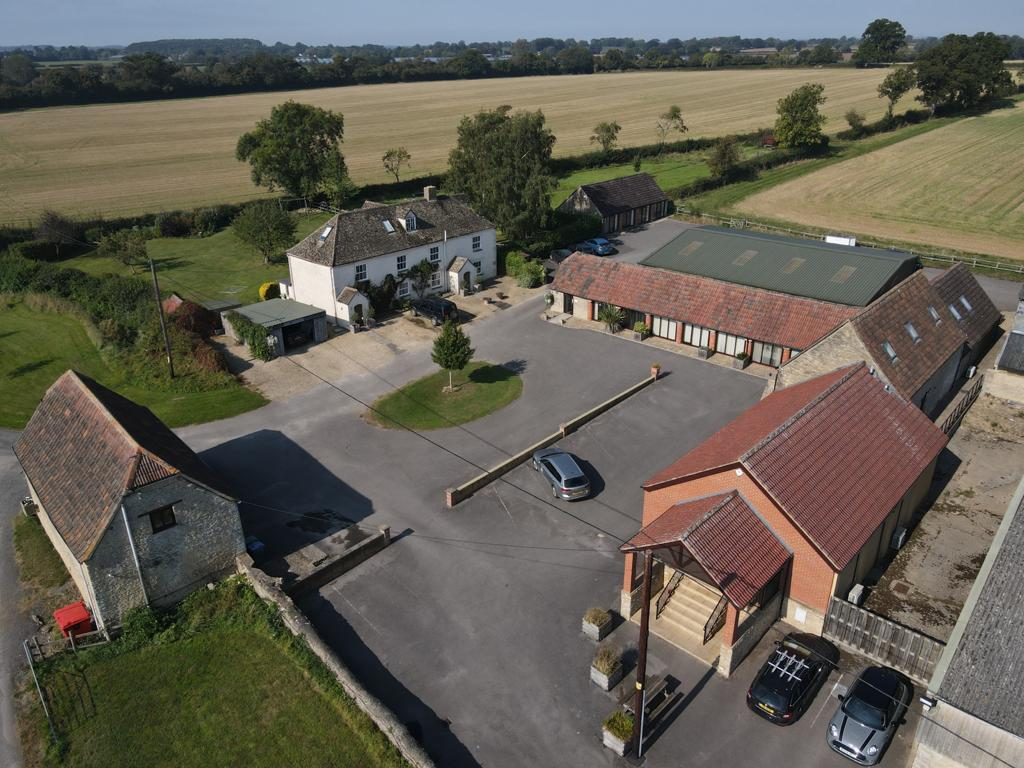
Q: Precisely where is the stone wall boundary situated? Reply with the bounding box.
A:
[237,555,435,768]
[445,371,658,506]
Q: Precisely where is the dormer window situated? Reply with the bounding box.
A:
[904,322,920,343]
[405,212,417,232]
[927,305,941,324]
[882,341,898,362]
[959,295,973,312]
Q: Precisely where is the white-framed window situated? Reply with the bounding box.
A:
[430,270,441,288]
[652,316,677,341]
[398,281,410,298]
[397,254,407,272]
[882,341,898,362]
[683,323,711,348]
[429,245,440,264]
[752,340,783,367]
[354,263,367,282]
[927,305,941,324]
[472,260,481,275]
[472,235,481,252]
[959,295,973,312]
[405,212,417,231]
[715,332,746,357]
[948,303,962,321]
[905,322,920,343]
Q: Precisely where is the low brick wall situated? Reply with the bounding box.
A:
[285,527,391,598]
[445,372,658,506]
[237,555,435,768]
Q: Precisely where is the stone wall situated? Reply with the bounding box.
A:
[772,323,883,393]
[237,555,435,768]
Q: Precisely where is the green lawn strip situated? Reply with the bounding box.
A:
[0,300,266,429]
[35,580,407,768]
[61,211,332,305]
[688,118,958,213]
[12,516,69,590]
[370,360,523,430]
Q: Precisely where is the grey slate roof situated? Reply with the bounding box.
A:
[997,332,1024,374]
[288,195,494,267]
[232,299,324,329]
[641,226,920,306]
[573,173,669,216]
[932,474,1024,737]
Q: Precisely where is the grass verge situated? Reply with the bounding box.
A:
[369,360,523,430]
[22,578,409,768]
[12,516,69,591]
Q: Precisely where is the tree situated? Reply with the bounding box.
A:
[774,83,827,148]
[706,136,741,178]
[597,304,625,333]
[916,33,1012,111]
[446,106,556,241]
[855,19,907,65]
[590,121,621,152]
[97,229,149,272]
[381,147,411,183]
[407,259,434,298]
[702,52,721,69]
[556,46,594,74]
[844,109,867,135]
[1,53,35,86]
[877,66,917,117]
[655,105,687,145]
[231,201,297,264]
[632,154,642,173]
[34,210,81,258]
[449,49,491,78]
[236,100,346,198]
[431,319,474,391]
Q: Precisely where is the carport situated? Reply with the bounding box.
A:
[226,298,328,356]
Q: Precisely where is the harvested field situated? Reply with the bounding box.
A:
[0,68,911,224]
[736,101,1024,260]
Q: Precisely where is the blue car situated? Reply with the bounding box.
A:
[578,238,616,256]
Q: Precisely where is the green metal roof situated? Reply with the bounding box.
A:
[234,298,325,330]
[641,226,920,306]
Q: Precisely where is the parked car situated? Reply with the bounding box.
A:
[410,297,459,326]
[746,633,839,725]
[578,237,616,256]
[827,666,911,765]
[531,448,591,500]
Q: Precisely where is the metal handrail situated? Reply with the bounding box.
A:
[656,571,684,618]
[704,594,729,645]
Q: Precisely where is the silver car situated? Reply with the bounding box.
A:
[827,666,911,765]
[532,448,591,500]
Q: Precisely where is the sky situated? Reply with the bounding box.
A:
[5,0,1023,48]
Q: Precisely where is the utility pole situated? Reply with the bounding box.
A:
[148,257,175,379]
[631,551,654,758]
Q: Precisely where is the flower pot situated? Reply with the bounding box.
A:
[591,663,624,691]
[733,356,750,370]
[650,365,661,379]
[602,727,632,757]
[697,346,713,360]
[582,618,611,641]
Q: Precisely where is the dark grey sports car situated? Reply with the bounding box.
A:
[827,666,911,765]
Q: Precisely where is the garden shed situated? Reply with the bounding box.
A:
[223,299,327,358]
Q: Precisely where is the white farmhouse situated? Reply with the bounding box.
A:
[283,186,497,329]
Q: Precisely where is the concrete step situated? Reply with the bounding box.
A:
[673,587,719,613]
[653,611,703,640]
[662,597,711,627]
[677,579,721,606]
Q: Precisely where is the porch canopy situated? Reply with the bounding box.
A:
[621,491,790,609]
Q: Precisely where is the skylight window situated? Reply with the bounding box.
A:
[319,225,333,241]
[781,257,805,274]
[382,219,396,234]
[959,295,973,312]
[882,341,898,362]
[949,304,962,321]
[927,305,941,324]
[905,322,920,343]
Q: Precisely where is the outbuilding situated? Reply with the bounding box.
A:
[556,173,670,234]
[222,298,328,358]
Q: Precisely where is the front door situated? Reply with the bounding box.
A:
[352,303,364,327]
[563,293,573,314]
[463,271,472,293]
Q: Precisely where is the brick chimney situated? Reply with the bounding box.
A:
[423,185,438,202]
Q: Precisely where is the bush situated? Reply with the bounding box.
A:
[226,310,273,361]
[121,605,163,649]
[171,301,218,337]
[584,607,611,627]
[258,281,281,301]
[603,710,634,741]
[632,320,648,336]
[190,205,236,236]
[593,645,622,675]
[155,211,194,238]
[504,250,528,278]
[516,260,546,289]
[6,239,60,262]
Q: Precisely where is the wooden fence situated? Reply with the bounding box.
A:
[822,597,945,684]
[940,374,985,436]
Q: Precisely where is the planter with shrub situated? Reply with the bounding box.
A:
[602,710,634,756]
[582,607,612,640]
[733,352,750,370]
[632,321,649,341]
[651,362,662,379]
[591,645,624,691]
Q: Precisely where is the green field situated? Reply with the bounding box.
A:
[26,581,407,768]
[12,516,69,590]
[733,101,1024,260]
[370,361,523,430]
[0,300,266,429]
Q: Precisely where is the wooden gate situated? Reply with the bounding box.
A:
[822,597,945,684]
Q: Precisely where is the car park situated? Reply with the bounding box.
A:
[410,297,460,326]
[827,666,911,765]
[531,447,591,500]
[746,633,839,725]
[578,237,616,256]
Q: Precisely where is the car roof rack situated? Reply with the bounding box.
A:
[767,649,809,682]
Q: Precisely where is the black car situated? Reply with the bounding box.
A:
[410,297,459,326]
[746,633,840,725]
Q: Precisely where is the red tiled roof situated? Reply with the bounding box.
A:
[551,253,857,350]
[850,271,967,400]
[14,371,233,562]
[930,263,1002,350]
[622,491,791,608]
[644,364,947,570]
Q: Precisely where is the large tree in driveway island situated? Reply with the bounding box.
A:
[446,105,555,241]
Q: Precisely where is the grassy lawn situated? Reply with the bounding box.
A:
[0,300,266,429]
[12,516,69,590]
[61,210,332,306]
[24,580,407,768]
[370,361,523,430]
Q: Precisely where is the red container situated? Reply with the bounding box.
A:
[53,601,94,638]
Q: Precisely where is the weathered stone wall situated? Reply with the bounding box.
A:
[85,511,147,629]
[237,555,436,768]
[772,324,884,393]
